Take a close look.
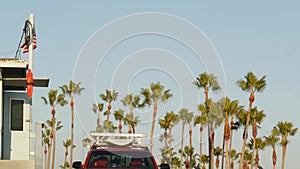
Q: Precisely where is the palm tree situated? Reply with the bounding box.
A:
[194,112,208,168]
[229,149,239,169]
[272,121,298,169]
[123,114,140,134]
[121,94,140,133]
[200,154,210,169]
[60,80,84,169]
[114,109,124,133]
[42,121,51,169]
[92,102,104,132]
[186,111,194,169]
[253,137,266,169]
[140,82,173,152]
[179,108,189,168]
[100,89,118,121]
[220,97,243,169]
[236,72,266,169]
[249,107,265,169]
[41,90,68,169]
[159,111,180,168]
[264,133,279,169]
[193,72,221,169]
[229,120,241,167]
[62,139,71,169]
[214,146,223,169]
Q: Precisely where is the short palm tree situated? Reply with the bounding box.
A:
[61,139,71,169]
[264,133,279,169]
[123,114,140,134]
[114,109,124,133]
[229,149,239,169]
[220,97,243,169]
[272,121,298,169]
[159,111,180,168]
[236,72,266,169]
[100,89,118,121]
[140,82,172,152]
[60,80,84,169]
[193,72,221,169]
[249,107,265,169]
[92,102,104,132]
[121,94,140,133]
[194,112,208,168]
[179,108,189,167]
[186,111,194,169]
[42,121,51,169]
[200,154,210,169]
[214,146,223,169]
[41,90,68,169]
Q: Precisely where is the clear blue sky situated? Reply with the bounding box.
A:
[1,1,299,169]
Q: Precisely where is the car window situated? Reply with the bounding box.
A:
[88,151,155,169]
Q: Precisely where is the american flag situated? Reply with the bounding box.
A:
[20,28,37,53]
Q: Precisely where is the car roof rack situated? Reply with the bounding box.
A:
[86,132,149,149]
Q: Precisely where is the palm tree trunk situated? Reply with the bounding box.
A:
[228,119,234,166]
[238,95,253,169]
[200,125,203,168]
[150,100,157,153]
[180,121,185,169]
[44,147,48,169]
[282,143,287,169]
[69,99,75,169]
[251,136,256,169]
[189,127,193,169]
[64,147,68,168]
[169,126,173,169]
[107,103,111,121]
[129,103,133,133]
[272,148,277,169]
[210,131,215,169]
[221,132,225,169]
[51,132,56,169]
[47,141,52,169]
[225,140,230,169]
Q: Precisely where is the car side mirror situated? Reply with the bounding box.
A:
[160,163,170,169]
[72,161,82,169]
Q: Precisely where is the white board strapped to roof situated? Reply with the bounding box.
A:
[88,132,147,147]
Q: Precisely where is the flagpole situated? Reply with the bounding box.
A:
[28,13,34,71]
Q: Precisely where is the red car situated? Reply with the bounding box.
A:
[72,133,168,169]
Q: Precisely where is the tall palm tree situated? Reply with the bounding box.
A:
[41,90,68,169]
[140,82,173,152]
[249,107,265,169]
[264,133,279,169]
[100,89,118,121]
[194,112,208,168]
[121,94,140,133]
[193,72,221,169]
[214,146,223,169]
[229,120,241,167]
[220,97,242,169]
[236,72,266,169]
[92,102,104,132]
[272,121,298,169]
[114,109,124,133]
[179,108,189,168]
[60,80,84,169]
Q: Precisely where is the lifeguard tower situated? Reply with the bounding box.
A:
[0,13,49,169]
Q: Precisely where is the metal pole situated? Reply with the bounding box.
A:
[28,13,34,71]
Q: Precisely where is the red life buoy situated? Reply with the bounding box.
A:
[26,69,33,98]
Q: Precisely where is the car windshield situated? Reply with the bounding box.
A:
[87,151,155,169]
